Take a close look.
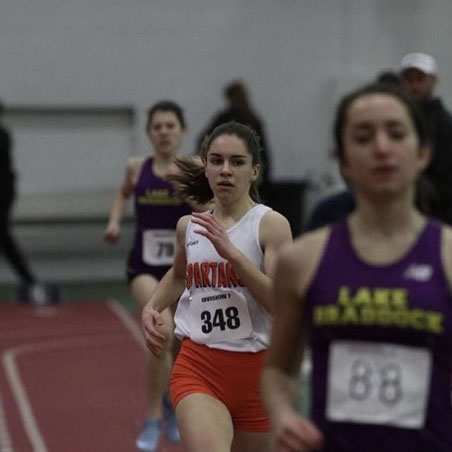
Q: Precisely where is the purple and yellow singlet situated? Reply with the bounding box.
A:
[305,218,452,452]
[127,157,191,280]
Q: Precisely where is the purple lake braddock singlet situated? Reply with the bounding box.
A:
[127,157,191,276]
[305,218,452,452]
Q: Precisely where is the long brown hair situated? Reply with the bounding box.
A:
[170,121,263,204]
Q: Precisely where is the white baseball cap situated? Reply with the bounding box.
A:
[400,52,438,75]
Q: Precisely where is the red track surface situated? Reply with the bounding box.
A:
[0,301,183,452]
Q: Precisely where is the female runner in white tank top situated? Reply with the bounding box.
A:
[142,121,292,452]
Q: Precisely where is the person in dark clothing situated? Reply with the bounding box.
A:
[0,101,36,286]
[375,70,401,87]
[400,52,452,225]
[306,179,433,232]
[305,190,356,231]
[196,80,272,188]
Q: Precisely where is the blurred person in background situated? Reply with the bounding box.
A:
[375,70,401,87]
[104,100,204,451]
[196,80,272,193]
[400,52,452,225]
[0,100,37,292]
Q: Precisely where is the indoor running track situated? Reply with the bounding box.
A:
[0,300,183,452]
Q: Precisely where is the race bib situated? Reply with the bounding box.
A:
[189,291,253,344]
[142,229,176,266]
[326,341,432,428]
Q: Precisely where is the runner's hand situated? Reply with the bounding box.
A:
[103,224,120,243]
[273,408,324,452]
[191,212,234,260]
[142,307,167,356]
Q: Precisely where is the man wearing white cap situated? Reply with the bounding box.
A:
[400,52,452,224]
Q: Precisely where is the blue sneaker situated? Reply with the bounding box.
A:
[136,418,162,452]
[163,396,180,443]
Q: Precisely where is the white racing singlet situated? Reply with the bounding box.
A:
[174,204,272,352]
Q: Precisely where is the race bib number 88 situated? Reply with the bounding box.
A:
[189,291,252,344]
[326,341,432,428]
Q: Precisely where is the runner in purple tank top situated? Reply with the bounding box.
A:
[262,83,452,452]
[104,101,204,452]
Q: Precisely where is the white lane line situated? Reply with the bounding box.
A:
[3,347,47,452]
[107,299,147,351]
[0,391,14,452]
[0,328,119,343]
[2,333,129,452]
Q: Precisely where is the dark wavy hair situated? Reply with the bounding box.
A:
[170,121,263,204]
[146,100,186,132]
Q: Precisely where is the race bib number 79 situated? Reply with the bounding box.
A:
[143,229,176,266]
[189,291,252,344]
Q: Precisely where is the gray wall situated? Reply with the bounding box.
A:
[2,0,452,219]
[2,0,452,282]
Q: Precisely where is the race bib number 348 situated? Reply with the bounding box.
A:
[189,291,252,344]
[326,341,432,429]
